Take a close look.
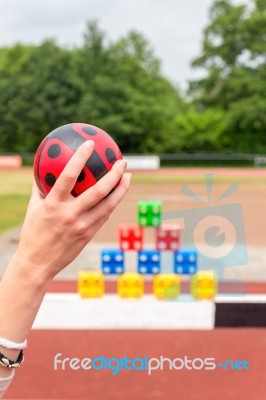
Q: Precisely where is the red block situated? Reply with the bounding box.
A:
[119,223,144,251]
[155,223,181,251]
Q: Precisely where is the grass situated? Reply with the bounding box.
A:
[0,170,32,233]
[0,194,30,233]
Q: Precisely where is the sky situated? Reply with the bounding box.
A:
[0,0,248,87]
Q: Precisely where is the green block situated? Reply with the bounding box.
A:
[137,201,162,227]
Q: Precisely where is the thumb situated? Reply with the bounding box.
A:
[31,180,44,201]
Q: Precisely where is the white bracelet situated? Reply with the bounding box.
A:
[0,337,27,350]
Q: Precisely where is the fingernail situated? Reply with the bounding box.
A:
[119,159,127,168]
[85,140,95,148]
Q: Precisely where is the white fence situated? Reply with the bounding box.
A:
[123,155,160,170]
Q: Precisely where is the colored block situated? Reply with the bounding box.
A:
[155,223,181,251]
[78,271,104,298]
[191,270,218,300]
[101,249,124,274]
[137,201,162,227]
[138,250,161,274]
[118,223,143,251]
[174,249,197,275]
[118,273,144,299]
[153,274,180,300]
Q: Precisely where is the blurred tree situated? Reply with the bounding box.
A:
[0,41,79,151]
[189,0,266,152]
[165,108,229,152]
[0,21,185,154]
[75,23,185,152]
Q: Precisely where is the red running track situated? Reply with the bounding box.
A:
[5,329,266,400]
[4,281,266,399]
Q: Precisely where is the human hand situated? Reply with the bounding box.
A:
[15,140,131,281]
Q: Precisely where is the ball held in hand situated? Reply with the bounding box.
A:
[34,123,122,196]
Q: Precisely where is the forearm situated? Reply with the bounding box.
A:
[0,254,51,377]
[0,145,130,385]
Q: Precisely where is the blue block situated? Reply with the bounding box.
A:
[101,249,124,275]
[137,250,161,274]
[174,249,197,275]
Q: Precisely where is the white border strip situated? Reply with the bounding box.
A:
[215,294,266,303]
[33,294,215,330]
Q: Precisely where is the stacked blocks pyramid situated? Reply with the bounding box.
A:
[78,199,217,301]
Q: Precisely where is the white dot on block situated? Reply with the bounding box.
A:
[115,254,123,262]
[116,267,123,273]
[159,230,166,238]
[189,266,195,274]
[189,254,196,262]
[177,267,183,273]
[134,241,141,250]
[158,242,166,250]
[139,254,147,262]
[135,230,141,238]
[171,231,178,238]
[103,267,110,273]
[170,242,178,250]
[140,218,147,226]
[122,241,129,250]
[152,267,159,273]
[122,231,129,238]
[176,254,183,262]
[140,266,147,273]
[153,206,160,213]
[152,254,159,262]
[103,255,111,262]
[153,218,160,226]
[140,207,147,213]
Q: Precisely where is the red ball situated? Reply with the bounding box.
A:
[34,123,122,197]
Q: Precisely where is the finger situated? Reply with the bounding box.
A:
[49,140,95,201]
[85,172,132,224]
[76,159,127,211]
[31,180,44,201]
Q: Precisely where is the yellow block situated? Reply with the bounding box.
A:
[153,274,180,300]
[78,270,105,298]
[118,273,144,299]
[191,270,217,300]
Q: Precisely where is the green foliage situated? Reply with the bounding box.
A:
[1,7,266,155]
[190,0,266,153]
[166,108,229,152]
[0,21,184,154]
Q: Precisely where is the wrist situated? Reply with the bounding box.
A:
[0,253,52,347]
[7,252,53,288]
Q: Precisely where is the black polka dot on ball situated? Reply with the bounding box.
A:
[105,148,116,164]
[77,169,86,182]
[82,126,97,136]
[48,144,61,159]
[45,173,56,187]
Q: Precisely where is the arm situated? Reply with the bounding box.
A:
[0,140,131,380]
